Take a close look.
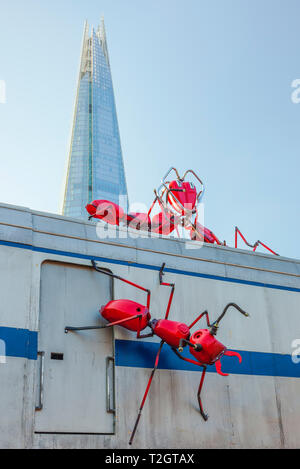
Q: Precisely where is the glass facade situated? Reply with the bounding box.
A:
[63,20,128,219]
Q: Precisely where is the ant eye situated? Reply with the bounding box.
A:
[136,307,141,312]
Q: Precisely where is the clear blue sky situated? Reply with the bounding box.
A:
[0,0,299,259]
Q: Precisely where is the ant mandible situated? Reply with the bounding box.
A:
[65,260,249,445]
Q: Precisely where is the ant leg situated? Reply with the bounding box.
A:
[147,195,158,218]
[136,315,154,339]
[188,311,211,330]
[170,348,208,421]
[235,227,256,249]
[159,263,175,320]
[163,284,175,320]
[235,227,279,255]
[137,331,154,339]
[65,313,143,333]
[129,340,164,445]
[91,260,151,309]
[256,240,279,256]
[197,366,208,421]
[171,347,203,367]
[178,338,202,352]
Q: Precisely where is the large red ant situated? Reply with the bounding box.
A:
[65,260,249,445]
[86,166,278,255]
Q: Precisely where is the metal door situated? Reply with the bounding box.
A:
[35,261,115,434]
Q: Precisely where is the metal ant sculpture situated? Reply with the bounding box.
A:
[65,260,249,445]
[86,167,278,255]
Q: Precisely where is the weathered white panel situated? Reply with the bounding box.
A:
[0,357,27,448]
[0,245,32,328]
[111,367,283,449]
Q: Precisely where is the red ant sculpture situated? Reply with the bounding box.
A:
[86,167,278,255]
[65,260,249,445]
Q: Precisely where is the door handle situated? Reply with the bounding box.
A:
[106,356,115,414]
[35,351,45,411]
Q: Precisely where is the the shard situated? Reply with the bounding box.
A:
[62,19,128,219]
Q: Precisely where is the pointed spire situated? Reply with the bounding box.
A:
[98,16,106,40]
[96,16,110,66]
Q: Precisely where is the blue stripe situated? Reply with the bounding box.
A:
[1,325,299,378]
[0,327,37,360]
[0,239,299,293]
[115,339,300,378]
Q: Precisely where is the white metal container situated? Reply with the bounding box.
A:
[0,202,299,449]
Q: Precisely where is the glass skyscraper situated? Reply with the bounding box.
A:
[62,19,128,219]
